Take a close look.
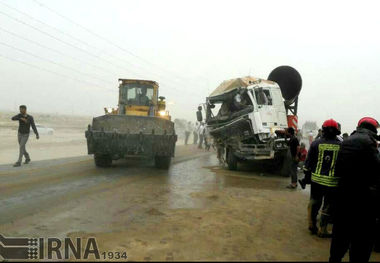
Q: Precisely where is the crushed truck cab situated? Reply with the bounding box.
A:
[199,66,302,170]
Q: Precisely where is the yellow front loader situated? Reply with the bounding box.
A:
[85,79,177,169]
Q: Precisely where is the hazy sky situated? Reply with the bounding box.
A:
[0,0,379,133]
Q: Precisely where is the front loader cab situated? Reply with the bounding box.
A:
[118,79,158,116]
[117,79,171,120]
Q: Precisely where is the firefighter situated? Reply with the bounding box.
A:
[329,117,380,262]
[299,119,342,237]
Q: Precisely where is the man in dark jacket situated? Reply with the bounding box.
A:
[375,143,380,253]
[299,119,342,237]
[329,117,380,262]
[11,105,39,167]
[286,127,300,189]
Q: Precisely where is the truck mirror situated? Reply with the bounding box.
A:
[196,110,203,122]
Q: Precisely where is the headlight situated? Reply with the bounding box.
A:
[159,111,166,116]
[107,107,113,113]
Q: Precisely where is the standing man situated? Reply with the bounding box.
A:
[286,127,300,189]
[184,121,191,145]
[198,122,205,149]
[308,130,314,148]
[11,105,39,167]
[299,119,342,237]
[329,117,380,262]
[193,122,199,145]
[375,141,380,253]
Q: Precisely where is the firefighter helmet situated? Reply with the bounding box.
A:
[322,119,339,129]
[358,117,379,129]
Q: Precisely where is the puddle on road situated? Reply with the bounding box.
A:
[162,155,218,209]
[161,154,304,210]
[203,160,290,191]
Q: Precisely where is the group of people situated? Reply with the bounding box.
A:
[285,117,380,262]
[184,121,210,150]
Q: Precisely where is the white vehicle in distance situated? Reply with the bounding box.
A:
[30,124,54,135]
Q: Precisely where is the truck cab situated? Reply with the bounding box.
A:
[199,66,302,170]
[246,80,288,138]
[204,78,288,163]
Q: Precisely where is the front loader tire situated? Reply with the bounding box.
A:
[227,149,238,171]
[155,156,171,169]
[94,154,112,167]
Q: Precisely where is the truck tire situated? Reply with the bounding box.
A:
[94,154,112,167]
[155,156,171,169]
[227,149,238,171]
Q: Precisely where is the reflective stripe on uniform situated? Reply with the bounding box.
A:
[312,143,341,187]
[315,144,340,176]
[311,172,340,187]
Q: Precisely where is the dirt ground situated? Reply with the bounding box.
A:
[1,152,379,261]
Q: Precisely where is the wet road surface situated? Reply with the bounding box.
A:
[0,145,379,261]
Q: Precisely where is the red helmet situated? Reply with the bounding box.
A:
[322,119,339,129]
[358,117,379,129]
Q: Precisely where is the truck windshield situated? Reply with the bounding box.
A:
[253,88,272,105]
[207,91,253,123]
[121,83,154,106]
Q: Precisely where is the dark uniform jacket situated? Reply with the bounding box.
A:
[304,136,342,187]
[288,136,299,159]
[334,128,380,218]
[11,114,39,136]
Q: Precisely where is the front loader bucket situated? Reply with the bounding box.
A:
[92,114,175,135]
[85,114,177,158]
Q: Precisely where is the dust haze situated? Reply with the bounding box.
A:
[0,0,379,135]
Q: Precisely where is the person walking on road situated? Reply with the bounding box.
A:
[299,119,342,237]
[329,117,380,262]
[286,127,300,189]
[11,105,39,167]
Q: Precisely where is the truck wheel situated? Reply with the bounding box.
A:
[227,149,238,171]
[94,154,112,167]
[155,156,171,169]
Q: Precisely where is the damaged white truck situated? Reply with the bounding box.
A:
[197,66,302,170]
